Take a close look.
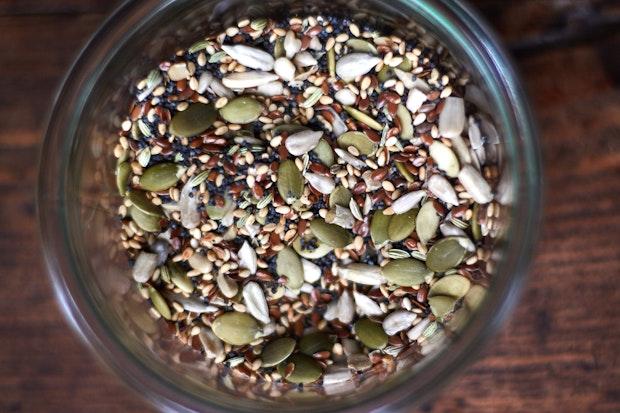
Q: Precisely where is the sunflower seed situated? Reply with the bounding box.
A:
[406,88,427,113]
[345,39,378,55]
[382,310,417,335]
[325,205,355,229]
[284,30,302,58]
[197,72,234,98]
[274,57,296,81]
[427,175,459,206]
[468,116,483,149]
[238,241,257,274]
[294,51,318,67]
[334,148,366,169]
[179,185,200,229]
[336,53,381,81]
[222,71,279,89]
[285,130,323,156]
[323,366,353,385]
[216,273,239,298]
[458,165,493,204]
[199,328,225,359]
[305,172,335,195]
[301,259,322,283]
[221,44,275,71]
[390,190,426,214]
[243,282,270,324]
[337,289,355,324]
[407,318,431,341]
[334,88,357,105]
[212,312,260,345]
[132,252,158,282]
[353,291,383,316]
[439,97,465,138]
[430,141,460,178]
[256,80,284,96]
[168,293,218,313]
[338,263,385,285]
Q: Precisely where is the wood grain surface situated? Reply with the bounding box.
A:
[1,1,619,412]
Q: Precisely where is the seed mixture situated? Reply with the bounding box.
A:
[114,15,503,388]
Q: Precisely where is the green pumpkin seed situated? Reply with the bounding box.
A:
[416,201,440,245]
[327,47,336,78]
[277,353,323,384]
[471,203,482,241]
[309,218,353,248]
[148,286,171,320]
[377,65,391,82]
[396,162,414,182]
[313,139,335,166]
[464,284,486,312]
[140,163,183,192]
[169,103,217,137]
[337,131,377,155]
[370,209,391,246]
[274,37,284,59]
[292,234,333,259]
[397,56,413,71]
[219,96,263,124]
[261,337,296,367]
[299,332,332,355]
[343,106,383,131]
[426,237,468,272]
[428,295,458,319]
[127,190,162,216]
[429,275,471,298]
[116,162,131,196]
[355,318,388,350]
[396,104,413,139]
[388,208,418,242]
[212,312,260,345]
[277,160,304,204]
[381,258,433,286]
[272,123,309,136]
[250,18,268,31]
[129,206,161,232]
[206,196,233,220]
[276,247,304,290]
[168,262,194,294]
[346,39,378,55]
[329,185,352,208]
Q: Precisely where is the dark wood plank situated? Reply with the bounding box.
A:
[1,1,619,412]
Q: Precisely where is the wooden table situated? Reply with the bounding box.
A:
[1,1,619,411]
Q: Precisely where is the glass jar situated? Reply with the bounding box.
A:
[38,0,541,412]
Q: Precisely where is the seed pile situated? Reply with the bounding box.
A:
[114,15,503,388]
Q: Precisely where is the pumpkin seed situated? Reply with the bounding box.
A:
[345,39,378,55]
[339,263,385,285]
[206,196,234,220]
[370,209,391,245]
[464,284,486,313]
[381,258,433,286]
[429,275,471,298]
[272,123,309,136]
[127,190,162,216]
[355,318,388,350]
[309,218,353,248]
[428,295,458,319]
[312,138,336,166]
[388,208,418,242]
[140,163,183,192]
[426,237,468,272]
[377,65,391,82]
[219,96,263,124]
[396,104,413,139]
[250,18,268,31]
[129,206,161,232]
[397,56,413,71]
[148,286,171,319]
[276,247,304,290]
[299,332,332,355]
[211,312,260,345]
[416,201,440,245]
[343,106,382,131]
[292,234,333,259]
[168,262,194,294]
[278,353,323,384]
[261,337,296,367]
[329,185,352,208]
[277,160,304,204]
[116,162,130,196]
[169,103,217,137]
[337,131,377,155]
[274,37,285,59]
